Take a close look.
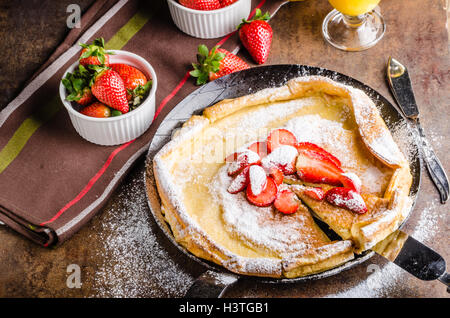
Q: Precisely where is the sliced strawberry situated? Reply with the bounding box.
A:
[225,143,265,163]
[296,149,343,185]
[274,189,299,214]
[297,142,342,168]
[325,187,368,214]
[246,176,277,207]
[227,166,250,194]
[248,165,267,196]
[248,141,268,158]
[302,186,326,201]
[227,150,260,176]
[261,145,298,175]
[340,172,362,193]
[266,129,298,153]
[269,167,284,185]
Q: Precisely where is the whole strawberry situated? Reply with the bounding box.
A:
[62,65,95,106]
[238,9,273,64]
[75,87,95,106]
[79,38,112,67]
[219,0,237,7]
[109,63,152,107]
[80,102,111,118]
[91,67,129,113]
[179,0,221,10]
[190,44,249,85]
[110,64,147,92]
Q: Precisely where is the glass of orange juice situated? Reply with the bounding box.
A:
[322,0,385,51]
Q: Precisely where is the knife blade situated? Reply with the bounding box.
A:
[372,230,449,291]
[387,57,449,203]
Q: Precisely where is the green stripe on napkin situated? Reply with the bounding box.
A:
[0,11,151,174]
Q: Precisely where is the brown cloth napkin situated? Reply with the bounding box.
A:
[0,0,288,246]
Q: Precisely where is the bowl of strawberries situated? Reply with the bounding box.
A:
[167,0,251,39]
[59,38,157,146]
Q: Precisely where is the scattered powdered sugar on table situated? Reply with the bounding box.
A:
[92,174,193,298]
[427,129,444,150]
[412,200,440,242]
[327,199,441,298]
[390,119,420,164]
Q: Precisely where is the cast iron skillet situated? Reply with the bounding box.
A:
[144,65,422,297]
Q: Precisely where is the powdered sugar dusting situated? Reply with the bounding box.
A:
[235,97,320,130]
[92,174,193,298]
[412,201,440,242]
[284,115,356,167]
[327,189,367,213]
[284,115,386,194]
[227,149,260,175]
[249,165,267,195]
[370,132,404,165]
[212,165,311,256]
[325,115,443,298]
[328,198,442,298]
[210,164,351,266]
[261,145,297,174]
[390,120,419,161]
[360,166,385,194]
[148,74,431,291]
[227,168,249,193]
[341,172,362,192]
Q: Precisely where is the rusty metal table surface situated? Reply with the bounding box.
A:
[0,0,448,298]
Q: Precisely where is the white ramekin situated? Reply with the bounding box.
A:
[167,0,252,39]
[59,50,157,146]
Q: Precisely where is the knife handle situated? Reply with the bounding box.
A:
[417,120,449,204]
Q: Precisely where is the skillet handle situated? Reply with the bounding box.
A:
[185,270,239,298]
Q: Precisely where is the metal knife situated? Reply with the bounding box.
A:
[373,230,449,292]
[387,57,449,204]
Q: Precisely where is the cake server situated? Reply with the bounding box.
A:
[373,230,449,292]
[387,57,449,203]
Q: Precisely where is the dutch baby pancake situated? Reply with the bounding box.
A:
[152,75,413,278]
